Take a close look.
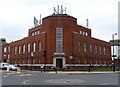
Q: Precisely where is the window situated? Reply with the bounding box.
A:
[95,60,98,64]
[86,32,88,36]
[22,44,25,54]
[100,59,102,65]
[8,46,10,54]
[18,46,21,54]
[14,46,17,55]
[78,58,80,64]
[38,31,40,34]
[22,59,24,64]
[95,44,97,54]
[33,59,35,64]
[35,32,37,35]
[4,47,6,56]
[8,54,10,60]
[84,42,87,52]
[104,59,106,64]
[27,58,30,64]
[18,59,20,64]
[56,27,63,53]
[27,43,30,53]
[33,42,36,52]
[32,32,34,36]
[84,59,86,65]
[104,47,106,55]
[38,41,41,51]
[80,31,82,35]
[90,44,92,53]
[78,41,80,52]
[83,31,85,35]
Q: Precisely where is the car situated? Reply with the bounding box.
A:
[9,64,18,71]
[0,62,10,70]
[0,62,18,71]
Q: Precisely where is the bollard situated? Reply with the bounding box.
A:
[17,67,21,75]
[6,67,10,73]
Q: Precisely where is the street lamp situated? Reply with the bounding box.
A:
[43,51,46,72]
[112,33,117,72]
[31,52,34,71]
[69,55,73,69]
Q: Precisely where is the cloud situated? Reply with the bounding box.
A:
[0,0,119,43]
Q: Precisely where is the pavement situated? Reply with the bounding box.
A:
[1,69,119,75]
[47,71,119,74]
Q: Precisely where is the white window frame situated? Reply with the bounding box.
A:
[56,27,63,53]
[84,42,87,52]
[38,41,41,51]
[33,42,36,52]
[22,44,25,54]
[27,43,30,53]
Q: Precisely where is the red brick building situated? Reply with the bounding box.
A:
[2,7,112,70]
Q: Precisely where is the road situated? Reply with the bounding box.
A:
[1,70,119,86]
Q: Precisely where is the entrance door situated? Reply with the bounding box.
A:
[56,59,63,69]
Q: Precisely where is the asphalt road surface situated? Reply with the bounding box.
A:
[1,70,119,86]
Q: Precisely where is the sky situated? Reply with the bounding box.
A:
[0,0,119,43]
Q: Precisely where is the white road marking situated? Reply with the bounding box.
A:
[16,74,31,76]
[3,75,8,78]
[100,83,109,85]
[23,79,32,85]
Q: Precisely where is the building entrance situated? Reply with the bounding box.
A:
[56,59,63,69]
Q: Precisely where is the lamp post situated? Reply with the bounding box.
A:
[118,43,120,71]
[70,55,73,70]
[43,51,46,72]
[31,52,34,71]
[112,33,117,72]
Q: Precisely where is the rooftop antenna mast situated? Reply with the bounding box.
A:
[34,16,38,27]
[61,5,63,14]
[53,5,67,15]
[39,14,42,25]
[58,5,59,14]
[65,7,66,14]
[86,19,89,28]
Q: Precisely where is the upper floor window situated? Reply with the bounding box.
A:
[95,44,97,54]
[38,31,40,34]
[80,31,82,35]
[84,42,87,52]
[27,43,30,53]
[38,41,41,51]
[32,32,34,36]
[104,47,106,55]
[56,27,63,53]
[8,46,10,54]
[22,44,25,54]
[86,32,88,36]
[104,59,106,64]
[90,43,92,53]
[33,42,36,52]
[4,47,7,56]
[83,31,85,35]
[14,46,17,55]
[18,46,21,54]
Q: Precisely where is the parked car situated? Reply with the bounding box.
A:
[9,64,18,71]
[0,62,10,70]
[0,62,18,71]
